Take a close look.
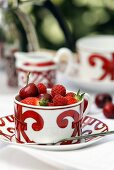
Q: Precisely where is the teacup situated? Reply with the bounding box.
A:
[14,90,91,144]
[15,49,73,88]
[76,35,114,81]
[57,35,114,82]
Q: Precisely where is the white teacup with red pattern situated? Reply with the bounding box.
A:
[56,35,114,82]
[14,91,91,144]
[15,49,73,88]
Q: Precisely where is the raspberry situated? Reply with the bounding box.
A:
[65,96,77,105]
[53,94,67,106]
[37,83,47,94]
[51,84,66,97]
[66,92,75,97]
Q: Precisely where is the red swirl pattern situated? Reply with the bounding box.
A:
[88,53,114,80]
[57,110,82,138]
[15,104,44,143]
[0,115,109,145]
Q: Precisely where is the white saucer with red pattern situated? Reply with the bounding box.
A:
[0,114,108,151]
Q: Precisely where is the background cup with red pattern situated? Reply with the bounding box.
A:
[76,35,114,81]
[14,91,91,144]
[57,35,114,82]
[15,49,74,88]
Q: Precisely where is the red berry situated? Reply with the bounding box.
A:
[95,93,112,108]
[53,94,67,106]
[37,83,47,94]
[21,97,39,106]
[66,92,75,97]
[51,84,66,97]
[65,96,77,105]
[40,93,52,101]
[19,83,38,99]
[48,102,54,106]
[103,102,114,119]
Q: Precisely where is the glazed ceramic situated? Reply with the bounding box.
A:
[0,114,108,150]
[14,91,90,144]
[15,49,73,88]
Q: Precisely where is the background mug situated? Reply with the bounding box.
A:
[15,49,73,88]
[57,35,114,82]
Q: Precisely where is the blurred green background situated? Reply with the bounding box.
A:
[1,0,114,52]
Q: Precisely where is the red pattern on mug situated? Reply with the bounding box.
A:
[15,104,44,143]
[57,110,82,138]
[17,69,56,88]
[89,53,114,80]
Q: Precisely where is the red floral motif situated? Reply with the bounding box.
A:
[89,53,114,80]
[15,104,44,143]
[57,110,82,138]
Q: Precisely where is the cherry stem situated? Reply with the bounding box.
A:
[26,72,30,85]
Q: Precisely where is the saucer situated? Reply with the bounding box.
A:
[61,72,114,93]
[0,114,108,151]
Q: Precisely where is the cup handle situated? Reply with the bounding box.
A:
[54,47,74,74]
[83,93,91,118]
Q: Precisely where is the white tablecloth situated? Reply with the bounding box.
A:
[1,70,114,170]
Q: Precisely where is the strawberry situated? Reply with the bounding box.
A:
[65,90,85,105]
[66,92,75,97]
[65,96,78,105]
[39,98,48,106]
[53,94,67,106]
[51,84,66,97]
[37,83,47,94]
[74,90,85,102]
[21,97,39,106]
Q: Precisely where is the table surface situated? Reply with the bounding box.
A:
[0,70,114,170]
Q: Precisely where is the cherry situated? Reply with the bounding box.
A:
[19,72,38,99]
[103,102,114,119]
[95,93,112,108]
[19,83,38,99]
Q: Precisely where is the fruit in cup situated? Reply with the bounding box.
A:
[95,93,112,108]
[19,72,38,99]
[19,75,85,106]
[37,83,47,94]
[51,84,66,97]
[103,102,114,119]
[21,97,40,106]
[19,83,38,99]
[53,94,68,106]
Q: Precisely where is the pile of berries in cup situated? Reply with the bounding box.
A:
[95,93,114,119]
[19,78,84,107]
